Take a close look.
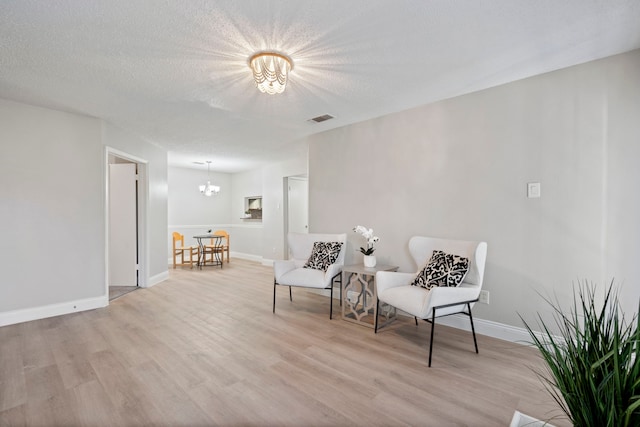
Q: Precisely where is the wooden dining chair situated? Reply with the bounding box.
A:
[203,234,225,266]
[172,232,199,269]
[213,230,230,263]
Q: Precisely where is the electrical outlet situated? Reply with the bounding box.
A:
[527,182,541,198]
[479,290,490,304]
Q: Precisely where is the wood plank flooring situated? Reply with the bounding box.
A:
[0,259,570,426]
[109,286,138,301]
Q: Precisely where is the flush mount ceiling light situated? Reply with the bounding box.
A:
[199,161,220,197]
[249,52,293,95]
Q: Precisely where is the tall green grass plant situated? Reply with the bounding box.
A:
[521,282,640,427]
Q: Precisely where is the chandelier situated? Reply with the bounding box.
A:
[199,161,220,196]
[249,52,292,95]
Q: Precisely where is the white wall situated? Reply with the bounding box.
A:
[0,99,104,316]
[0,99,170,326]
[167,144,309,263]
[261,149,309,261]
[307,49,640,330]
[230,168,264,258]
[168,166,231,227]
[168,165,232,252]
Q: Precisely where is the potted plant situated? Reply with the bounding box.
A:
[353,225,379,267]
[520,282,640,427]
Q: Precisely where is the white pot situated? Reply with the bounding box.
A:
[363,255,377,268]
[510,411,554,427]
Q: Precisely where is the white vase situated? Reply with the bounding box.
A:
[510,411,554,427]
[363,255,377,268]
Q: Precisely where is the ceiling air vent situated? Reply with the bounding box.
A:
[307,114,334,124]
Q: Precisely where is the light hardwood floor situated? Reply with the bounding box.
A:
[0,259,570,426]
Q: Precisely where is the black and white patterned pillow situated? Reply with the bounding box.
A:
[304,241,343,271]
[411,250,470,290]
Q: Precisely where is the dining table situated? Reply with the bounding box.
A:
[192,234,224,269]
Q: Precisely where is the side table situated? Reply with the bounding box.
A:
[342,263,399,328]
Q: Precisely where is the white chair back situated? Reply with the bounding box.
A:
[408,236,487,288]
[287,232,347,264]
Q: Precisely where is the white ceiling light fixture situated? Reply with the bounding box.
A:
[249,52,293,95]
[199,161,220,196]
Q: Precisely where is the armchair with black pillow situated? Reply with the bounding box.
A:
[273,232,347,319]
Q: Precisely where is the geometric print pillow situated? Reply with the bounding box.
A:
[303,241,343,272]
[411,250,470,290]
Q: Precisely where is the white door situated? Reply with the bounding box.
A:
[288,177,308,234]
[109,163,138,286]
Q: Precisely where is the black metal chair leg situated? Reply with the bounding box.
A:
[428,308,436,367]
[289,286,292,301]
[374,298,380,333]
[468,303,479,354]
[414,316,418,326]
[329,284,333,319]
[273,281,276,313]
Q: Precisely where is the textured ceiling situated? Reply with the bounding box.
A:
[1,0,639,173]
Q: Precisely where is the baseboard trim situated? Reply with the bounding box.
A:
[168,224,234,229]
[436,314,533,345]
[315,289,534,345]
[231,252,264,263]
[147,270,169,288]
[0,295,108,327]
[167,252,265,267]
[168,224,263,230]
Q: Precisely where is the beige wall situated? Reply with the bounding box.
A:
[603,50,640,318]
[307,49,640,328]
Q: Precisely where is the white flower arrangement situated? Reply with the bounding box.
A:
[353,225,379,255]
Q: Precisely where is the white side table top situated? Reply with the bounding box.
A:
[342,264,398,275]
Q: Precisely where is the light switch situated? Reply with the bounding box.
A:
[527,182,541,198]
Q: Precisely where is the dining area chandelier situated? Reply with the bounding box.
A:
[199,161,220,196]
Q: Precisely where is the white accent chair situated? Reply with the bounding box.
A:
[273,232,347,319]
[375,236,488,366]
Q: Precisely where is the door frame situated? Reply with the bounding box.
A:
[104,146,148,300]
[283,174,308,256]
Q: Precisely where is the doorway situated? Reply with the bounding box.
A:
[284,175,308,255]
[287,176,308,234]
[106,148,147,301]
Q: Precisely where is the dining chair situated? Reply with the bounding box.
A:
[203,235,224,267]
[172,232,199,269]
[212,230,230,263]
